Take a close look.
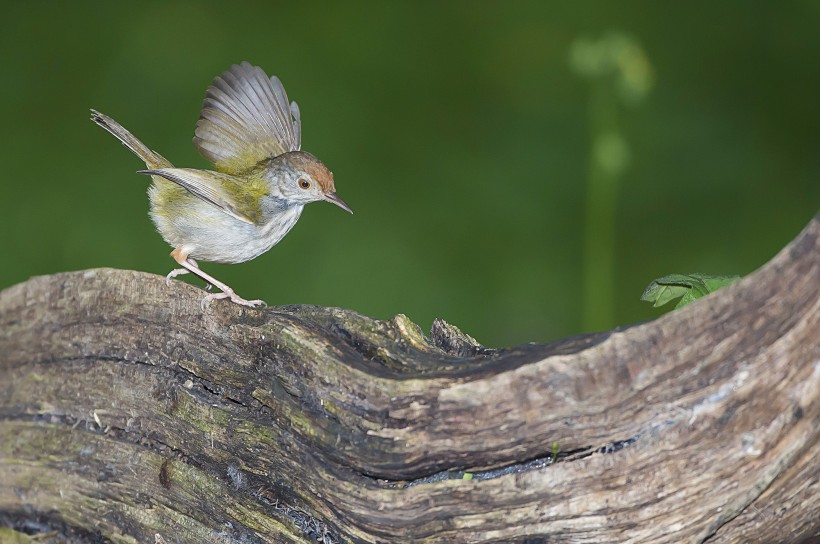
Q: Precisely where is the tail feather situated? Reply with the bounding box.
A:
[90,109,172,169]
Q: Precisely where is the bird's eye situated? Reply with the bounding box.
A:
[299,179,311,189]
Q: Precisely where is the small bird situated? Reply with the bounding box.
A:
[92,62,351,308]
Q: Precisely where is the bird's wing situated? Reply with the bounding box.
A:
[139,168,268,225]
[193,62,302,175]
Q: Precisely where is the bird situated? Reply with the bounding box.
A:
[91,61,351,309]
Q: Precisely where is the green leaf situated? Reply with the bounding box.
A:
[641,273,741,309]
[462,472,473,481]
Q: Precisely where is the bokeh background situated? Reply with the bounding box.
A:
[1,2,818,347]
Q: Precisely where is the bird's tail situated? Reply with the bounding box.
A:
[90,109,172,169]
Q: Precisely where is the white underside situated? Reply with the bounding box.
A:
[151,203,304,264]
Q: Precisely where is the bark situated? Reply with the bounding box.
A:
[0,215,818,544]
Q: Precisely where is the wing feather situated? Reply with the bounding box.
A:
[194,62,302,174]
[139,168,265,224]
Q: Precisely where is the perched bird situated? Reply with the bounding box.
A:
[91,62,351,308]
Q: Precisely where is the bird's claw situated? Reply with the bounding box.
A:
[200,291,267,310]
[165,268,189,286]
[165,265,264,310]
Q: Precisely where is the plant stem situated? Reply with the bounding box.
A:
[582,82,623,332]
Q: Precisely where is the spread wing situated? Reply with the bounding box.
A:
[193,61,302,175]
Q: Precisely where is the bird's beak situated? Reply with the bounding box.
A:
[324,192,353,214]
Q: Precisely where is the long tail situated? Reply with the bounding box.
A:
[90,109,172,169]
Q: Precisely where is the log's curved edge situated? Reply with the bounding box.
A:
[0,213,818,544]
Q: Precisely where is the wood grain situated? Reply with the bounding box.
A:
[1,215,817,543]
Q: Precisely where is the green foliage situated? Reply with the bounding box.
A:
[641,273,741,309]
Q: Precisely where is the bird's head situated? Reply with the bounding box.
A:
[267,151,352,213]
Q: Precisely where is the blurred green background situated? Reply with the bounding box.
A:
[1,2,818,347]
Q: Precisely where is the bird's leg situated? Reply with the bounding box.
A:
[169,247,266,309]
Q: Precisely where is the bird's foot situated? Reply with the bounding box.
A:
[165,268,189,286]
[200,290,266,310]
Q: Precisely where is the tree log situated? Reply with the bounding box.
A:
[1,215,818,544]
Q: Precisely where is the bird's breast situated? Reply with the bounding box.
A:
[151,199,304,264]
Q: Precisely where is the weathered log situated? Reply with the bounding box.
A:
[0,215,818,544]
